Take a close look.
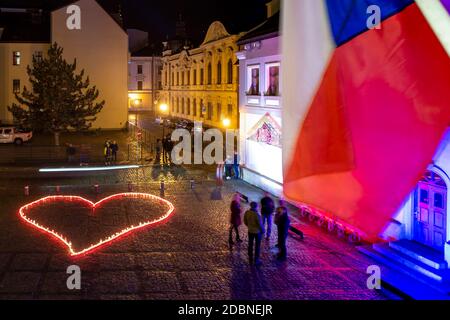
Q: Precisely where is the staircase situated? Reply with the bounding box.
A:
[358,239,450,299]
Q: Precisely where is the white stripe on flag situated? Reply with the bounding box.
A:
[415,0,450,56]
[281,0,335,176]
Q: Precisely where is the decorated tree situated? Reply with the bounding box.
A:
[8,43,105,146]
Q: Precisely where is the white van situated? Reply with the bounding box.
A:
[0,126,33,145]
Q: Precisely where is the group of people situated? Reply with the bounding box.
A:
[224,151,241,180]
[229,192,290,266]
[156,134,174,164]
[104,140,119,165]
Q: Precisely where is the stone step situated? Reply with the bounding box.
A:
[373,243,447,282]
[389,239,448,270]
[357,246,450,300]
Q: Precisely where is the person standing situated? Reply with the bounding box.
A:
[275,200,291,261]
[156,139,162,162]
[166,134,174,164]
[244,202,263,266]
[104,141,112,165]
[229,193,243,245]
[260,192,275,240]
[233,151,240,179]
[111,140,119,163]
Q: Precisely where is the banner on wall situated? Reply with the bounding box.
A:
[247,113,282,148]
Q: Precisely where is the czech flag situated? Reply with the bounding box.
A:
[282,0,450,240]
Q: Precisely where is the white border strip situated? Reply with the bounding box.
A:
[416,0,450,56]
[39,165,140,173]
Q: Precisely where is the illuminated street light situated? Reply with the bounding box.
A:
[222,118,231,128]
[159,103,169,113]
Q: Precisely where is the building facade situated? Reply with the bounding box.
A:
[128,47,162,112]
[160,21,240,130]
[236,7,282,196]
[0,0,128,130]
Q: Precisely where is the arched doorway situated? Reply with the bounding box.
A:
[413,170,447,252]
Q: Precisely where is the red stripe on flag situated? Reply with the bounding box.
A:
[284,4,450,239]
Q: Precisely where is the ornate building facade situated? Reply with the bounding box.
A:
[160,22,240,129]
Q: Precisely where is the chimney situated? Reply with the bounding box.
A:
[266,0,280,18]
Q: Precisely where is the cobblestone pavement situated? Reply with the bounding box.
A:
[0,164,387,300]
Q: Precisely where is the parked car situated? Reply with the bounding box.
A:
[0,126,33,145]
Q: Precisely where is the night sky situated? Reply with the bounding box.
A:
[0,0,269,46]
[120,0,269,45]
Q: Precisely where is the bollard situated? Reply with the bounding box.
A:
[190,179,195,189]
[24,186,30,196]
[128,182,133,192]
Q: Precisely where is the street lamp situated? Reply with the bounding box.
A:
[222,118,231,128]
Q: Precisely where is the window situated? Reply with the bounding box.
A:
[187,99,190,116]
[182,98,185,114]
[193,69,197,85]
[137,81,143,91]
[207,63,212,85]
[227,59,233,84]
[13,79,20,93]
[177,98,180,113]
[33,51,43,62]
[137,65,143,74]
[227,104,233,117]
[13,51,21,66]
[172,72,175,86]
[247,66,260,95]
[207,102,213,120]
[217,61,222,84]
[181,71,185,86]
[172,98,175,112]
[187,71,190,85]
[193,99,197,117]
[265,63,280,96]
[177,72,179,86]
[435,193,445,209]
[200,68,204,85]
[217,103,222,121]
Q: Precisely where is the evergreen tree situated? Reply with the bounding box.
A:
[8,43,105,146]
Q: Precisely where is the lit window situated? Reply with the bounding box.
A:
[13,51,21,66]
[247,66,260,95]
[265,63,280,96]
[137,65,143,74]
[137,81,143,90]
[13,79,20,93]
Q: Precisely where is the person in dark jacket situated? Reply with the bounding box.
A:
[229,193,243,245]
[244,202,264,266]
[110,140,119,162]
[275,200,290,261]
[260,193,275,240]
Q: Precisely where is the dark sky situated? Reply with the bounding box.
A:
[0,0,269,46]
[120,0,268,45]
